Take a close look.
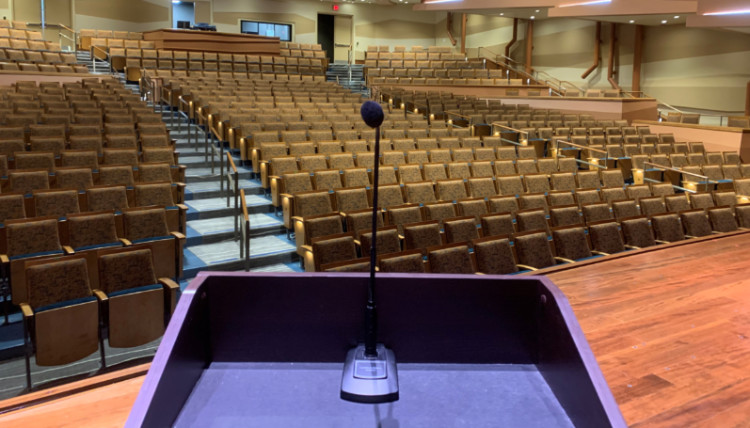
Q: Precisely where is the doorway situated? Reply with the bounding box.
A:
[318,14,353,64]
[172,1,195,29]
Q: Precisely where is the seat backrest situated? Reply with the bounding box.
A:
[359,226,400,257]
[443,216,479,245]
[67,212,119,250]
[552,225,592,261]
[134,182,175,207]
[514,230,555,269]
[472,235,518,274]
[588,220,625,254]
[0,194,26,224]
[26,257,91,309]
[334,186,369,213]
[98,248,157,294]
[679,209,713,237]
[549,204,582,227]
[6,218,62,257]
[123,207,170,241]
[427,243,474,274]
[378,249,427,273]
[403,220,442,253]
[650,213,685,242]
[9,170,50,194]
[707,206,737,233]
[33,189,80,218]
[621,216,656,248]
[310,232,357,272]
[87,185,129,212]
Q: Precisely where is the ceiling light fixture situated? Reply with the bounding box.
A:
[674,15,679,19]
[499,12,504,15]
[703,9,750,16]
[661,19,667,24]
[629,19,634,23]
[535,9,540,12]
[530,15,535,19]
[558,0,611,8]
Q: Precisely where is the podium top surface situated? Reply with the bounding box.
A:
[128,272,625,428]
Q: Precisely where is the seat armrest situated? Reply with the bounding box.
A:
[92,289,108,302]
[63,246,75,255]
[19,303,33,319]
[685,235,698,239]
[119,238,132,246]
[655,239,670,244]
[176,203,188,211]
[624,244,641,250]
[516,263,538,271]
[159,277,180,291]
[591,250,610,256]
[171,231,186,240]
[554,256,575,264]
[0,254,8,264]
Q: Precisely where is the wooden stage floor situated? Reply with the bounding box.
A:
[2,230,750,427]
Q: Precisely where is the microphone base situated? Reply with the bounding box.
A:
[340,343,399,404]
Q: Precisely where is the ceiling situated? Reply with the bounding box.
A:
[412,0,750,31]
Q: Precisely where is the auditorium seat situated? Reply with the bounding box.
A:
[378,249,427,273]
[707,206,738,233]
[471,235,519,274]
[97,247,177,347]
[426,243,475,274]
[588,220,626,255]
[513,230,562,270]
[21,257,102,389]
[551,225,595,262]
[680,209,714,238]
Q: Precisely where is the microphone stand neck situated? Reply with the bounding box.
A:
[365,126,381,358]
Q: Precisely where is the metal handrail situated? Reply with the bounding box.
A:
[639,161,712,193]
[240,189,251,271]
[208,120,225,191]
[91,45,109,74]
[490,122,530,147]
[552,139,610,170]
[226,152,240,240]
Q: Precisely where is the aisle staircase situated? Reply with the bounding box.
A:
[327,62,367,96]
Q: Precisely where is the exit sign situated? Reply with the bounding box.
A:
[333,4,339,10]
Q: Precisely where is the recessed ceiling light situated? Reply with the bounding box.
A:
[629,19,634,23]
[674,16,679,19]
[499,12,504,15]
[661,19,667,24]
[530,15,535,19]
[535,9,540,12]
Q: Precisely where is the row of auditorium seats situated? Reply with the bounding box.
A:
[19,246,177,388]
[118,50,327,81]
[302,199,750,272]
[79,29,144,51]
[1,205,184,303]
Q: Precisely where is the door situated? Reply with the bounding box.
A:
[317,14,334,63]
[333,15,352,63]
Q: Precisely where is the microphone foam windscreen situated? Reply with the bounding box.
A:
[360,101,384,129]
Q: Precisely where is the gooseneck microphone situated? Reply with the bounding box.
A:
[340,101,399,403]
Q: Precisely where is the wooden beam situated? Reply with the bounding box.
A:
[505,18,518,66]
[633,25,643,94]
[525,19,533,75]
[607,22,621,91]
[461,14,467,54]
[581,22,601,79]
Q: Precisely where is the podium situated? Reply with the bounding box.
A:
[127,272,625,427]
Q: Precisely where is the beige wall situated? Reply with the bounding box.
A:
[13,0,39,22]
[0,0,11,22]
[73,0,171,32]
[641,25,750,112]
[212,0,442,60]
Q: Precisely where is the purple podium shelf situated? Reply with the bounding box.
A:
[127,273,626,428]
